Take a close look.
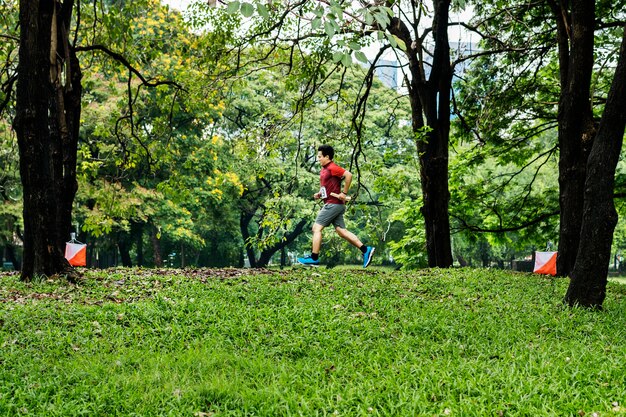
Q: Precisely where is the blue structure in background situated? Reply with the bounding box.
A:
[376,59,399,90]
[372,41,478,92]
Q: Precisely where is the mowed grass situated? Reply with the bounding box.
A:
[2,267,626,417]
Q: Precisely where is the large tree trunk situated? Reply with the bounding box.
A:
[550,0,596,276]
[389,0,453,268]
[13,0,79,281]
[565,27,626,308]
[419,0,453,268]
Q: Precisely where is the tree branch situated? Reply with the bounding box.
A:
[0,34,19,42]
[75,44,185,90]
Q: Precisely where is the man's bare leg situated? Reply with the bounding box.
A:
[312,223,324,254]
[335,227,363,248]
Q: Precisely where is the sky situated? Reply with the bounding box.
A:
[162,0,192,10]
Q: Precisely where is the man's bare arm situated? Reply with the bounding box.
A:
[342,171,352,194]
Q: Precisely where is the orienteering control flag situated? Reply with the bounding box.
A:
[65,242,87,267]
[534,251,557,276]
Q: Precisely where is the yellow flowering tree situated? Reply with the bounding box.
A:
[71,0,246,267]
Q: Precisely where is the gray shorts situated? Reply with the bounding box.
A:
[315,204,346,229]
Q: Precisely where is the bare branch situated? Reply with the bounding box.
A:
[75,44,186,90]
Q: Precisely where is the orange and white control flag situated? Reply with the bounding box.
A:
[533,251,557,276]
[65,242,87,267]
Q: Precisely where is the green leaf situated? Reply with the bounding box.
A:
[312,17,322,30]
[331,5,343,19]
[452,0,466,10]
[386,33,397,48]
[374,11,390,28]
[332,51,344,63]
[355,51,368,63]
[226,0,240,14]
[341,52,352,67]
[348,41,361,51]
[324,20,336,37]
[394,37,407,51]
[257,3,269,18]
[240,2,255,17]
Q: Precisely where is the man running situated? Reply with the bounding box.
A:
[297,144,375,268]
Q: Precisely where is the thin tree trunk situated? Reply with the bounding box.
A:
[565,27,626,308]
[419,141,453,267]
[240,211,257,267]
[280,247,286,269]
[150,225,163,267]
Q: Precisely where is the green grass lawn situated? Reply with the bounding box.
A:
[2,267,626,416]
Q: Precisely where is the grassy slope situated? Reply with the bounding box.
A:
[1,267,626,417]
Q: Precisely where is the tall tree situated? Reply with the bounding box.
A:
[565,26,626,308]
[457,0,626,306]
[14,0,81,280]
[549,0,597,277]
[456,0,624,282]
[11,0,186,278]
[385,0,455,267]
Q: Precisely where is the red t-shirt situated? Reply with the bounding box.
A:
[320,161,346,204]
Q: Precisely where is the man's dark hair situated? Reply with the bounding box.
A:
[318,144,334,160]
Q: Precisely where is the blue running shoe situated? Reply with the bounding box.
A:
[363,246,375,268]
[297,255,320,266]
